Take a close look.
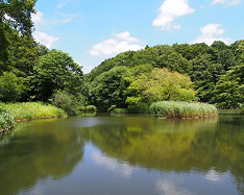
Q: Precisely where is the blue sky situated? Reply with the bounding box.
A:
[32,0,244,73]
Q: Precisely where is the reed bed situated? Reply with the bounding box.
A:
[150,101,218,119]
[0,102,67,121]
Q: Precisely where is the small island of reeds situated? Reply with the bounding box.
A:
[150,101,218,119]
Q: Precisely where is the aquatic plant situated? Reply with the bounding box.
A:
[150,101,218,119]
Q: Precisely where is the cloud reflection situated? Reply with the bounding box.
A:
[92,151,137,178]
[156,179,193,195]
[205,169,227,182]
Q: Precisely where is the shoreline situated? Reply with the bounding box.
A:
[0,116,67,136]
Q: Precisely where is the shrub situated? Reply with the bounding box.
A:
[0,109,15,131]
[80,105,97,113]
[53,90,85,116]
[150,101,218,119]
[86,105,97,113]
[111,108,128,115]
[241,109,244,115]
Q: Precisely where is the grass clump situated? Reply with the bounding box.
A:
[0,102,67,120]
[150,101,218,119]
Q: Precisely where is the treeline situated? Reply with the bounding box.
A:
[87,41,244,111]
[1,29,244,113]
[1,0,243,115]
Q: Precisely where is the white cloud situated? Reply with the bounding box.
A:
[33,31,60,49]
[211,0,241,5]
[190,23,231,45]
[31,11,72,26]
[153,0,195,31]
[89,31,144,56]
[32,11,44,24]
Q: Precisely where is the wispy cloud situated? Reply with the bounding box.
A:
[32,11,73,26]
[211,0,241,6]
[190,23,231,45]
[153,0,195,31]
[89,31,144,56]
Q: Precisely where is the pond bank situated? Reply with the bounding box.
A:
[0,102,67,136]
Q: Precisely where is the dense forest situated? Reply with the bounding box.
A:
[0,0,244,115]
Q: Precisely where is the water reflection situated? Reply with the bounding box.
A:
[0,119,84,195]
[0,115,244,195]
[92,150,138,178]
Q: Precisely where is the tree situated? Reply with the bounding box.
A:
[90,66,131,111]
[0,72,25,102]
[125,68,196,109]
[30,50,84,101]
[0,0,36,67]
[214,64,244,108]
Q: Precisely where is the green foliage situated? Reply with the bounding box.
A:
[0,108,15,130]
[214,64,244,109]
[90,66,131,111]
[30,50,84,101]
[0,102,66,120]
[84,105,97,113]
[0,0,36,65]
[53,90,86,116]
[240,109,244,115]
[110,108,128,115]
[0,72,25,102]
[125,68,196,107]
[150,101,218,119]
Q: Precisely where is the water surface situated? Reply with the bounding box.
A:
[0,115,244,195]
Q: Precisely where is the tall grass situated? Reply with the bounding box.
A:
[150,101,218,119]
[0,102,67,120]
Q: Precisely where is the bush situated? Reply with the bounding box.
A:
[86,105,97,113]
[53,90,86,116]
[0,109,15,131]
[110,108,128,115]
[150,101,218,119]
[241,109,244,115]
[80,105,97,113]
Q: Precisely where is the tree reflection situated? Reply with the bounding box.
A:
[80,116,244,194]
[0,120,84,195]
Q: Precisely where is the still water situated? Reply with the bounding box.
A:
[0,115,244,195]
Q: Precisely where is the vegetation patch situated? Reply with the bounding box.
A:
[241,109,244,115]
[0,109,16,134]
[150,101,218,119]
[110,108,128,116]
[0,102,67,121]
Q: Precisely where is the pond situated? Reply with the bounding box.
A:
[0,115,244,195]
